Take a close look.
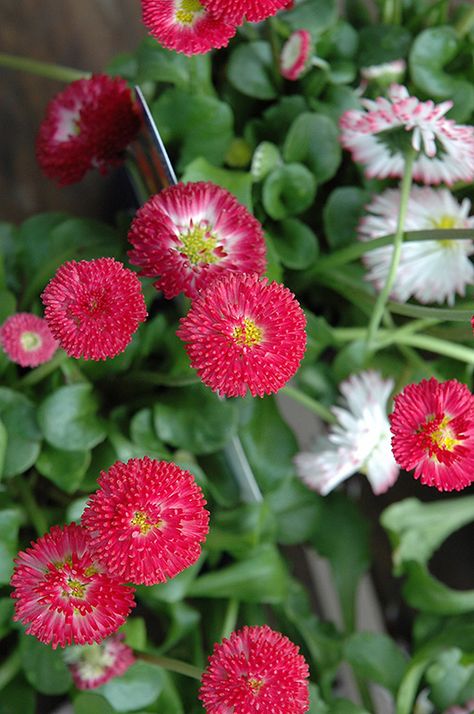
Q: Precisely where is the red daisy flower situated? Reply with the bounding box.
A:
[36,75,141,186]
[141,0,238,55]
[199,625,310,714]
[10,523,135,649]
[128,182,266,299]
[177,272,307,397]
[0,313,58,368]
[41,258,147,361]
[81,458,210,586]
[390,378,474,491]
[201,0,289,23]
[280,30,313,81]
[64,633,135,690]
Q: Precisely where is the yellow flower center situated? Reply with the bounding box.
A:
[429,415,459,453]
[232,318,263,348]
[20,331,42,352]
[179,222,220,265]
[175,0,203,25]
[248,677,265,694]
[67,579,86,599]
[131,510,162,535]
[431,214,459,248]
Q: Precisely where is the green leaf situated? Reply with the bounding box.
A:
[206,502,275,555]
[344,632,408,693]
[182,157,253,211]
[357,25,412,67]
[284,113,341,183]
[154,384,238,455]
[263,164,317,220]
[227,42,277,100]
[268,218,318,270]
[122,617,147,651]
[20,635,72,695]
[267,478,322,545]
[74,693,115,714]
[130,408,168,455]
[0,418,6,477]
[97,661,163,712]
[135,37,189,85]
[323,187,371,249]
[0,388,42,478]
[38,384,106,452]
[263,233,283,283]
[0,680,35,714]
[0,597,14,638]
[36,444,90,493]
[0,508,21,584]
[425,648,474,711]
[284,0,338,35]
[0,290,16,323]
[251,142,282,182]
[403,562,474,615]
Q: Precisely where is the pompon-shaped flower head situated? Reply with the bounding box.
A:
[390,378,474,491]
[10,523,135,649]
[128,182,266,299]
[0,313,58,368]
[81,458,209,586]
[280,30,313,81]
[201,0,289,23]
[41,258,147,361]
[177,272,307,398]
[359,187,474,306]
[64,633,135,690]
[295,370,399,495]
[199,625,310,713]
[340,84,474,185]
[36,75,141,186]
[141,0,238,55]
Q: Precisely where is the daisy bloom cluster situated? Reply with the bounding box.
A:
[36,75,141,185]
[359,187,474,305]
[81,457,209,585]
[10,523,135,649]
[199,625,310,713]
[41,257,147,361]
[177,272,307,398]
[340,84,474,184]
[280,30,313,80]
[390,378,474,491]
[295,370,399,496]
[128,181,266,299]
[64,634,135,690]
[0,312,58,367]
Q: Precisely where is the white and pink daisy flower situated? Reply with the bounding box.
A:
[64,634,135,690]
[0,313,58,368]
[295,371,399,496]
[280,30,313,81]
[128,182,266,299]
[360,59,406,83]
[340,84,474,184]
[359,187,474,305]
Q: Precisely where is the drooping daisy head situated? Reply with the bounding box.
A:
[10,523,135,649]
[81,458,209,586]
[280,30,313,81]
[0,313,58,368]
[141,0,238,55]
[177,272,307,398]
[41,257,147,361]
[390,378,474,491]
[64,633,135,690]
[36,75,141,185]
[199,625,310,714]
[359,187,474,306]
[128,182,266,299]
[295,370,399,496]
[201,0,289,24]
[340,84,474,184]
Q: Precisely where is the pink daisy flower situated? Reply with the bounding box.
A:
[41,258,147,361]
[199,625,310,713]
[390,378,474,491]
[0,313,58,368]
[202,0,289,23]
[81,458,209,586]
[340,84,474,185]
[10,523,135,649]
[177,272,307,398]
[36,75,141,186]
[280,30,313,81]
[141,0,238,56]
[128,182,266,299]
[64,633,135,690]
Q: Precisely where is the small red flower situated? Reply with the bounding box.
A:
[36,75,141,185]
[202,0,289,23]
[141,0,238,55]
[280,30,312,81]
[0,313,58,368]
[65,633,135,690]
[177,272,307,397]
[390,378,474,491]
[81,458,210,586]
[41,258,147,361]
[128,182,266,299]
[199,625,310,714]
[10,523,135,649]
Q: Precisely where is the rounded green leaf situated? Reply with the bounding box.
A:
[357,24,412,67]
[97,661,163,712]
[0,680,35,714]
[344,632,408,693]
[227,42,277,100]
[323,187,371,249]
[36,444,91,493]
[20,635,72,695]
[38,384,106,452]
[263,164,317,220]
[284,113,341,183]
[284,0,337,35]
[181,157,253,211]
[74,693,115,714]
[268,218,318,270]
[0,388,42,478]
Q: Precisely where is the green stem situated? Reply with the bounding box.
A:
[221,598,239,640]
[138,652,202,681]
[365,150,416,349]
[15,350,68,388]
[386,301,473,323]
[0,647,21,690]
[455,4,474,37]
[16,476,48,536]
[0,52,89,82]
[267,17,283,89]
[281,385,336,424]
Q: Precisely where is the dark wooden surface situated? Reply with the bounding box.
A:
[1,0,145,224]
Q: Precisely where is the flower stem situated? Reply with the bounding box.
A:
[365,149,416,350]
[0,52,89,82]
[15,350,68,388]
[281,385,336,424]
[138,652,202,681]
[455,4,474,37]
[220,598,239,640]
[224,436,263,503]
[16,476,48,537]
